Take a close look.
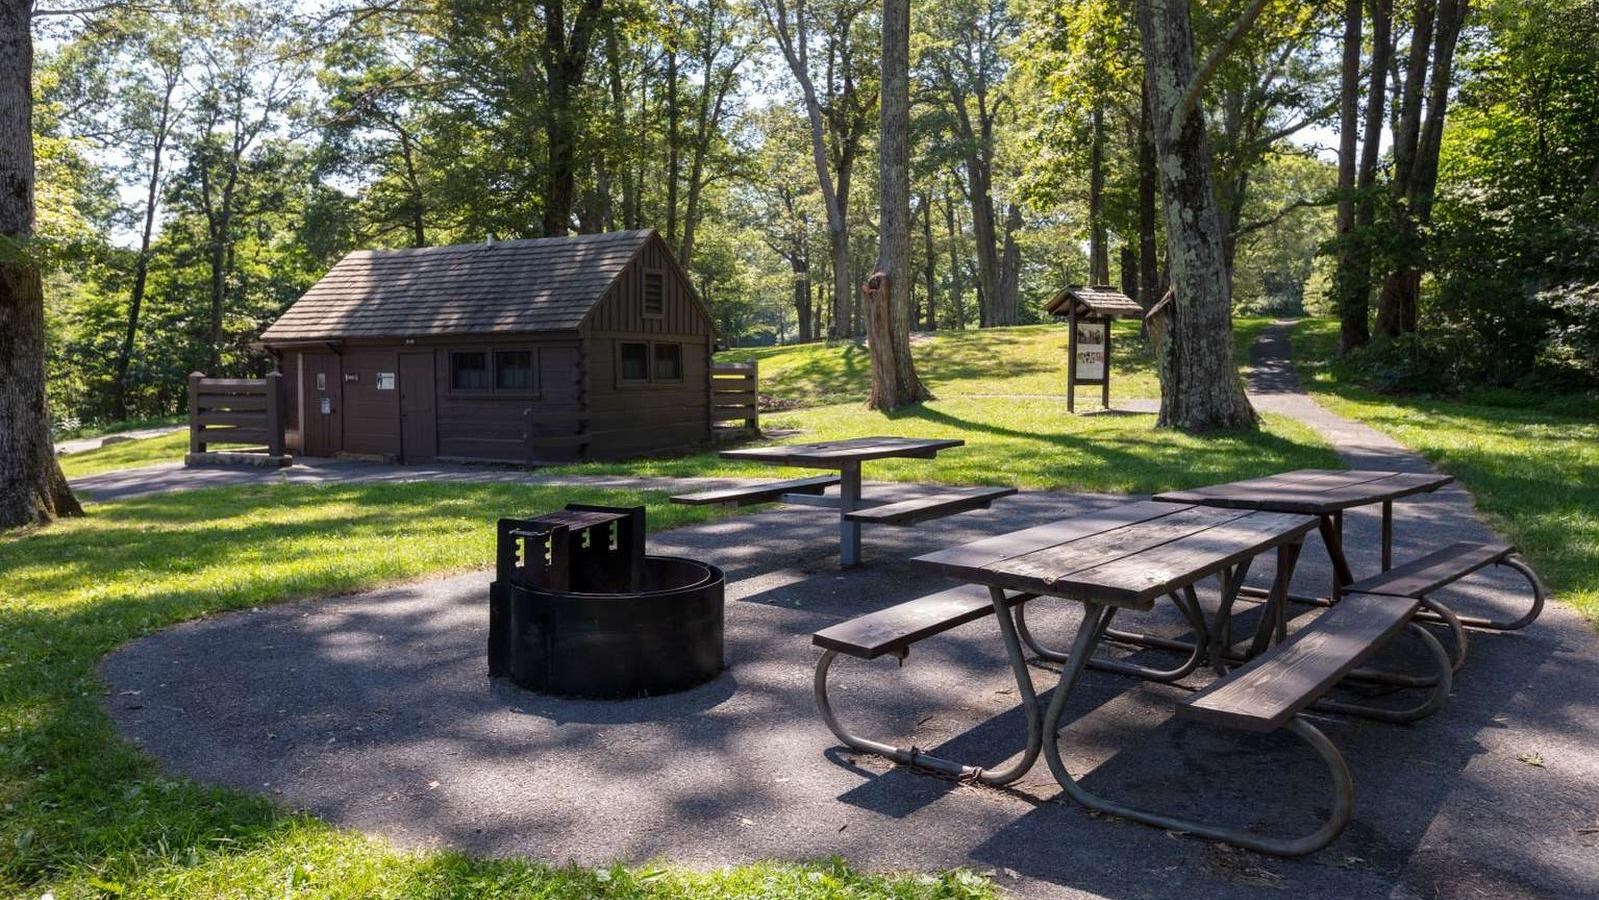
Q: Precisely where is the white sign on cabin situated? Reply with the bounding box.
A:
[1075,323,1106,381]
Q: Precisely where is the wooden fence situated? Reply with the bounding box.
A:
[710,361,759,431]
[188,371,287,461]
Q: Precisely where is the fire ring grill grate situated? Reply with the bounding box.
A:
[488,505,725,698]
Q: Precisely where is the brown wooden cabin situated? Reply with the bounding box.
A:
[259,230,716,464]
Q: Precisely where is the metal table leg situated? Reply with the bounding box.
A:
[839,461,862,566]
[813,586,1043,785]
[1039,600,1355,858]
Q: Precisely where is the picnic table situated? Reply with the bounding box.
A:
[677,436,1013,566]
[884,499,1415,855]
[1154,468,1453,600]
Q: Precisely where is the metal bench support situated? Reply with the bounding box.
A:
[813,586,1042,786]
[1039,603,1356,858]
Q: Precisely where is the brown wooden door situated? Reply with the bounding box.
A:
[302,353,343,456]
[399,352,437,462]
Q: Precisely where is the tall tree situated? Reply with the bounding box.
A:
[539,0,607,235]
[1377,0,1467,335]
[760,0,875,339]
[1334,0,1392,352]
[865,0,930,408]
[1,0,82,528]
[920,0,1016,326]
[1333,0,1369,351]
[1137,0,1263,430]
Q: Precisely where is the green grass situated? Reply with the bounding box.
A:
[52,414,185,441]
[0,482,992,899]
[1293,318,1599,624]
[556,397,1339,494]
[720,318,1275,407]
[57,430,197,478]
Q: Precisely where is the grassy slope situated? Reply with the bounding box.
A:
[562,317,1336,492]
[722,317,1273,406]
[557,399,1337,494]
[1293,318,1599,624]
[59,430,194,478]
[0,481,991,899]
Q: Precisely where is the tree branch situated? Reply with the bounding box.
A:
[1178,0,1272,125]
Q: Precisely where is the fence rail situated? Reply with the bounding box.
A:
[710,361,758,431]
[188,370,287,460]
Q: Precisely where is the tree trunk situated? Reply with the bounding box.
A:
[865,0,930,410]
[540,0,605,237]
[0,0,82,528]
[1138,85,1160,308]
[1137,0,1258,431]
[794,264,813,342]
[920,191,937,329]
[664,42,680,247]
[1380,0,1466,334]
[1377,0,1435,335]
[1120,245,1138,300]
[1339,0,1393,349]
[114,77,175,421]
[1088,100,1110,284]
[1334,0,1368,352]
[944,190,967,328]
[998,202,1021,321]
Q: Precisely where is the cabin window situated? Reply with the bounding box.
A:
[450,351,489,390]
[495,350,534,391]
[619,342,650,383]
[643,269,666,317]
[653,342,683,382]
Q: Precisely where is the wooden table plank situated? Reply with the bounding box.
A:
[991,507,1258,597]
[719,436,964,467]
[1056,512,1319,607]
[909,500,1188,577]
[1154,469,1452,512]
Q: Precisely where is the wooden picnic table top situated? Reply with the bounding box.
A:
[1152,468,1453,514]
[911,500,1317,610]
[718,436,964,467]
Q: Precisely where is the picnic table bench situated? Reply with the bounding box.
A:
[671,437,1015,565]
[814,499,1459,856]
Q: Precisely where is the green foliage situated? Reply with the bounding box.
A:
[1424,0,1599,387]
[1294,318,1599,626]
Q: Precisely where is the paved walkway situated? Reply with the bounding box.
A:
[98,326,1599,898]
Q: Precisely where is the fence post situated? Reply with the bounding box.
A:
[188,372,205,454]
[746,360,759,430]
[265,369,285,457]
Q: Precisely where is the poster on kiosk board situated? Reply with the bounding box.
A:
[1075,323,1106,381]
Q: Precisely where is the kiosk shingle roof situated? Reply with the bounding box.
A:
[261,230,654,342]
[1045,285,1145,319]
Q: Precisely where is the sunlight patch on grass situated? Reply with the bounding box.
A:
[557,395,1338,494]
[719,319,1275,407]
[1293,318,1599,625]
[58,430,194,478]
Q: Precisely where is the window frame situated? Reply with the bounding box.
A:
[614,339,687,388]
[446,347,540,398]
[642,268,667,319]
[448,350,491,393]
[616,340,652,386]
[651,341,684,384]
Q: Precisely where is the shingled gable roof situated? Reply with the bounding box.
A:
[1045,284,1145,319]
[260,229,667,343]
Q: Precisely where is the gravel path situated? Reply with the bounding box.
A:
[98,325,1599,899]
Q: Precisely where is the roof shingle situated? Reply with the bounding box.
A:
[1045,285,1146,319]
[261,230,654,342]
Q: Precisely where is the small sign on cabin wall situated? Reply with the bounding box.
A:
[376,372,396,390]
